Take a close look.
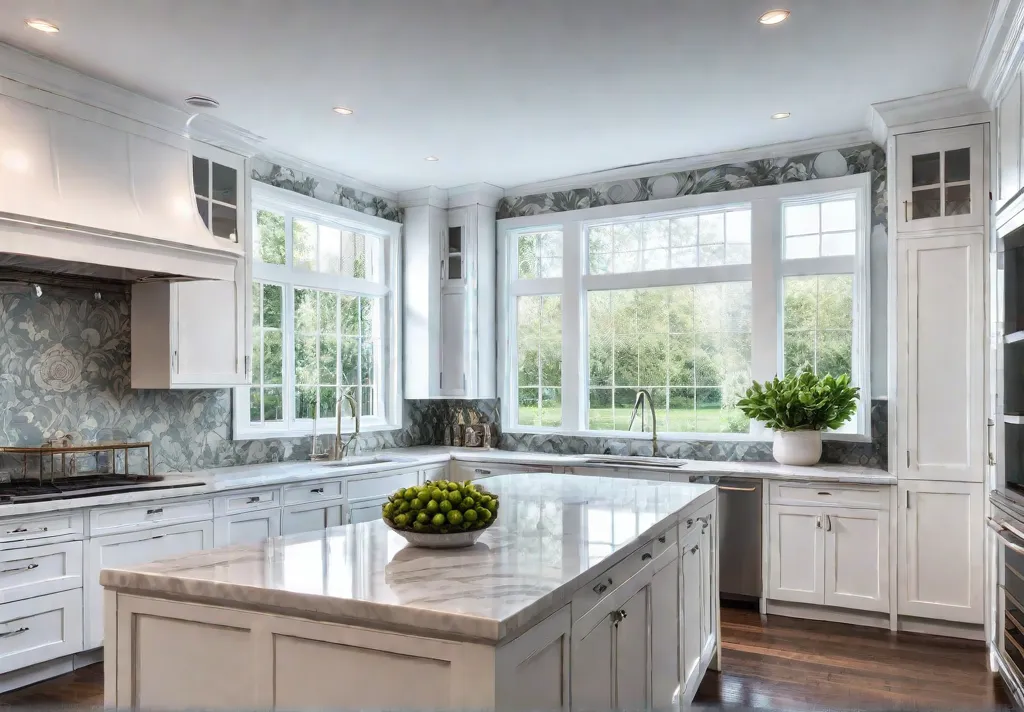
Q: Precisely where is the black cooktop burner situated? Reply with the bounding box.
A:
[0,474,202,503]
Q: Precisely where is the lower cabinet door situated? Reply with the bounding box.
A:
[281,500,344,536]
[650,549,680,709]
[899,480,984,623]
[86,520,213,648]
[348,498,386,525]
[768,504,824,605]
[570,613,615,710]
[680,528,702,690]
[0,589,83,675]
[823,507,890,613]
[213,509,281,547]
[614,584,650,710]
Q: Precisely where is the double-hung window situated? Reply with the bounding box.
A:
[498,174,871,440]
[235,183,402,438]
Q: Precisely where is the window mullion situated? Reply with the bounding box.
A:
[749,197,777,440]
[562,219,582,431]
[283,282,296,430]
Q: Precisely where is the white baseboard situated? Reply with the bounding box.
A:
[898,616,986,641]
[0,647,102,694]
[765,600,986,641]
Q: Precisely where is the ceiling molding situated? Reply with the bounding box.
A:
[502,130,873,198]
[397,186,449,209]
[448,183,504,208]
[970,0,1024,105]
[867,88,992,142]
[255,149,399,200]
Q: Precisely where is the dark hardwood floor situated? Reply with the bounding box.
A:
[0,606,1011,708]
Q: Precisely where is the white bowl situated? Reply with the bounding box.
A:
[382,518,493,548]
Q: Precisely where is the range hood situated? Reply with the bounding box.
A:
[0,90,242,283]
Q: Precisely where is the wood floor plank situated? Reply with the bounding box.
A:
[0,606,1011,709]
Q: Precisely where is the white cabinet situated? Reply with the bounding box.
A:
[450,460,551,482]
[650,546,679,710]
[85,520,213,648]
[613,585,649,710]
[403,194,497,399]
[281,500,345,536]
[679,527,703,692]
[898,480,984,624]
[569,609,614,710]
[896,233,985,482]
[0,590,83,675]
[348,498,385,524]
[769,503,889,613]
[998,73,1023,210]
[895,125,985,232]
[213,509,281,547]
[130,141,250,389]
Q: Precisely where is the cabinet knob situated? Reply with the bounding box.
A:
[658,535,666,544]
[246,496,261,504]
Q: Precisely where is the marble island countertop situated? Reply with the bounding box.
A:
[0,445,893,518]
[100,473,717,643]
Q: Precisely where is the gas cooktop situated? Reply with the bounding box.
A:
[0,474,203,503]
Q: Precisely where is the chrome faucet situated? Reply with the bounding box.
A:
[628,389,658,457]
[333,389,360,460]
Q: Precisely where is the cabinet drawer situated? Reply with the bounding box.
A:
[0,541,82,604]
[282,481,342,506]
[214,489,279,515]
[347,471,418,501]
[0,589,83,675]
[451,461,551,481]
[572,540,655,623]
[90,497,213,535]
[0,511,84,544]
[769,482,889,509]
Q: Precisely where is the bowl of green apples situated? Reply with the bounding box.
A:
[381,479,500,548]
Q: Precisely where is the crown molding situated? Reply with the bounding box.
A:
[447,183,504,208]
[970,0,1024,105]
[254,149,398,201]
[502,130,874,198]
[867,88,992,143]
[398,186,449,209]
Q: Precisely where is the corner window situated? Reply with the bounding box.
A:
[499,175,870,439]
[236,184,401,439]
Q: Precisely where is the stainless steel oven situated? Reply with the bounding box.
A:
[990,493,1024,707]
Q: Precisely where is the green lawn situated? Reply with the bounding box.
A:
[516,406,748,434]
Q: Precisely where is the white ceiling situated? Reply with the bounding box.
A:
[0,0,994,193]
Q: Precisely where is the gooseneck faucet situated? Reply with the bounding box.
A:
[333,389,360,460]
[628,389,658,457]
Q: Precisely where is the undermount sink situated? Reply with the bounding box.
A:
[316,455,416,468]
[581,455,687,469]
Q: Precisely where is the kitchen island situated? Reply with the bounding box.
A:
[100,473,718,710]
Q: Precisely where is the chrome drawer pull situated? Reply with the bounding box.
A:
[641,552,652,561]
[817,491,832,496]
[310,488,324,494]
[0,563,39,575]
[146,508,163,516]
[718,486,757,492]
[8,526,47,535]
[474,469,491,475]
[686,518,694,528]
[246,496,261,504]
[593,577,612,594]
[0,627,28,639]
[658,535,666,544]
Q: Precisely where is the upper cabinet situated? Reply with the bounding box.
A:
[131,142,250,389]
[404,192,497,399]
[998,73,1023,213]
[895,125,985,233]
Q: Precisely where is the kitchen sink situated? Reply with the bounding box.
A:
[317,455,417,468]
[581,455,687,469]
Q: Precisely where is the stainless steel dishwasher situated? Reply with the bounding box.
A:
[693,476,762,602]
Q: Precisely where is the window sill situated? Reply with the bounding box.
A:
[232,421,404,442]
[503,427,872,444]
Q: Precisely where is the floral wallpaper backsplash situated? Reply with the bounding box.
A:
[0,286,433,475]
[251,158,402,223]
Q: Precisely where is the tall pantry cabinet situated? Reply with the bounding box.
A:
[892,123,987,627]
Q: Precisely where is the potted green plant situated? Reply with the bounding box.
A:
[736,367,860,466]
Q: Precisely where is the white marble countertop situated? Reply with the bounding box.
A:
[0,446,892,518]
[100,473,717,643]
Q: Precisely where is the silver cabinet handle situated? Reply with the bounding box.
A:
[0,562,38,575]
[989,518,1024,554]
[641,552,652,561]
[686,518,694,528]
[816,515,822,529]
[0,627,28,639]
[718,486,757,492]
[817,491,832,496]
[593,577,612,594]
[474,469,491,475]
[310,487,324,494]
[7,526,47,535]
[146,508,163,515]
[246,496,261,504]
[690,544,699,554]
[825,514,832,532]
[658,535,666,544]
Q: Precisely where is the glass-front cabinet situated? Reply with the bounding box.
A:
[896,124,985,232]
[192,152,240,242]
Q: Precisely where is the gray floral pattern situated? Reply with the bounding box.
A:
[0,286,433,475]
[251,158,401,223]
[498,144,886,223]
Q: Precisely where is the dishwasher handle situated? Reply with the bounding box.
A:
[717,485,757,492]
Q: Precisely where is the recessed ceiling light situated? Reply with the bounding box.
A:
[758,9,790,25]
[25,18,59,33]
[771,112,791,120]
[424,156,439,162]
[332,106,354,115]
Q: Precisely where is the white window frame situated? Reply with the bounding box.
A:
[497,173,871,442]
[234,182,403,440]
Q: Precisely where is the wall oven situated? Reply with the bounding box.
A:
[991,493,1024,707]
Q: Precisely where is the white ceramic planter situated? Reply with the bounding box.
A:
[772,430,822,466]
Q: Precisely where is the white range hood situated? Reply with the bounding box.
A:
[0,89,242,283]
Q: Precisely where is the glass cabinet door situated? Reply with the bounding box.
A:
[446,225,463,281]
[192,154,239,242]
[897,125,984,232]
